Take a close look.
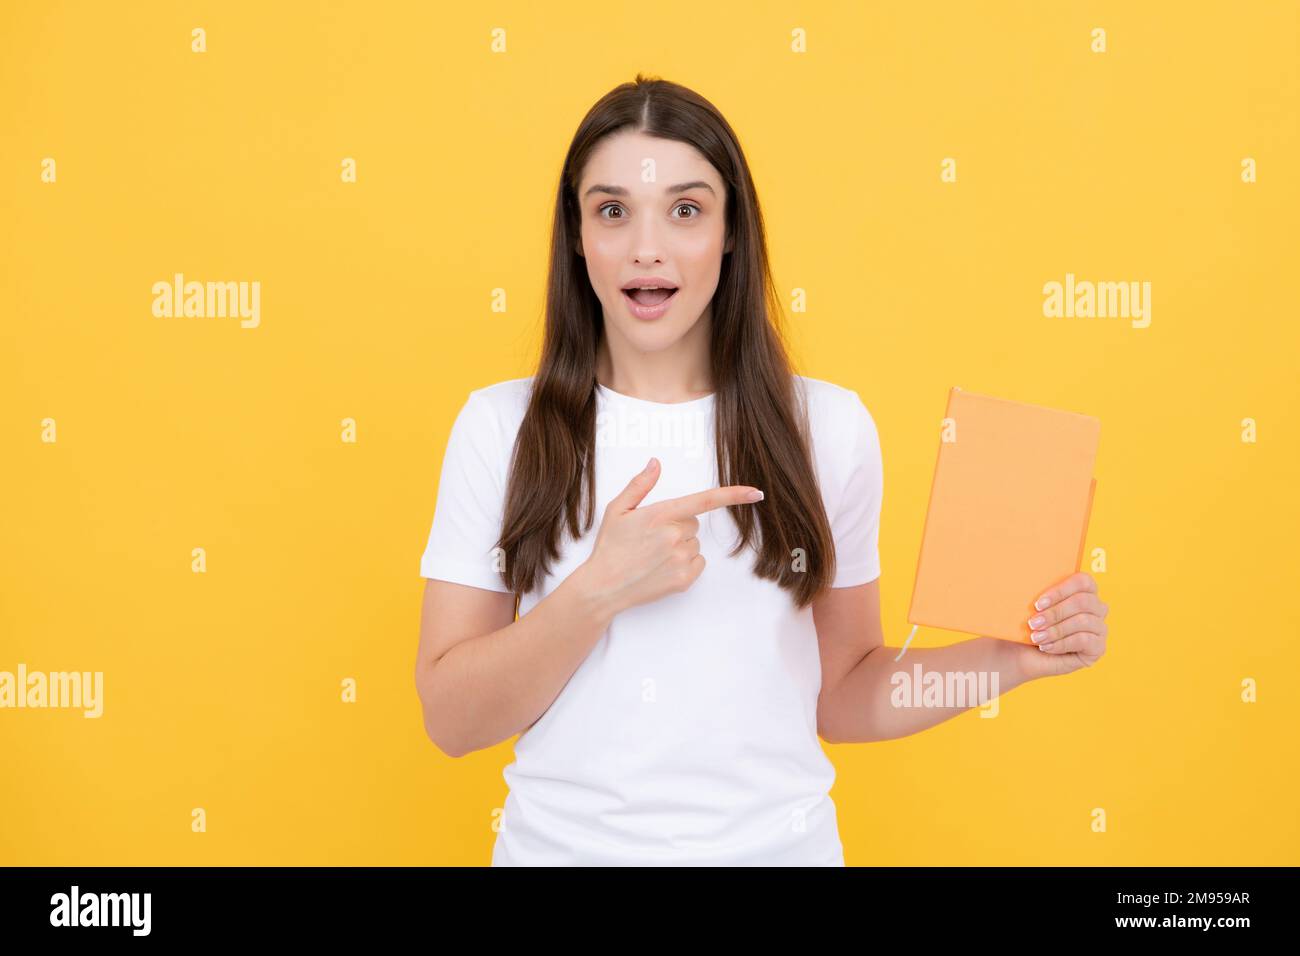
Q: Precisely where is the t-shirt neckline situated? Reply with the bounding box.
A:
[596,382,715,409]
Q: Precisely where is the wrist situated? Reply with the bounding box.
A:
[565,560,622,630]
[1000,635,1042,686]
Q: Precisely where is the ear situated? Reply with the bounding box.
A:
[723,230,734,255]
[574,236,584,258]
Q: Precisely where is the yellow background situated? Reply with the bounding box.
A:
[2,1,1297,865]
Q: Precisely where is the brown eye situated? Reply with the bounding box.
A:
[598,204,624,220]
[673,203,700,219]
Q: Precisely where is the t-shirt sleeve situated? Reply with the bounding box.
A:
[829,392,883,588]
[419,391,512,592]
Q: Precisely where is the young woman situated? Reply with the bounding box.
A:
[414,75,1110,866]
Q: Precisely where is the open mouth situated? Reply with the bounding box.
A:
[623,287,679,307]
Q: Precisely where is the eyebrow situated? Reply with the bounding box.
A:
[581,180,716,200]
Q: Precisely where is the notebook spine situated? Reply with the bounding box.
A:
[907,386,960,625]
[1074,477,1097,572]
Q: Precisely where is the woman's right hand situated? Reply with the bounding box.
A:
[573,457,764,618]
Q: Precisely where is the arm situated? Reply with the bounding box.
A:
[415,461,764,759]
[414,563,616,758]
[813,572,1109,743]
[813,578,1029,743]
[813,579,1030,743]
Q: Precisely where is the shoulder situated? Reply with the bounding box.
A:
[467,375,534,413]
[438,377,534,467]
[794,376,883,520]
[460,376,534,433]
[793,374,877,442]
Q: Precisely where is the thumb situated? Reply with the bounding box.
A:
[608,457,661,513]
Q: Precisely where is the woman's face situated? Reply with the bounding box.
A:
[575,129,731,354]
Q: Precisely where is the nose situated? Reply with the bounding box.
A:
[631,216,666,264]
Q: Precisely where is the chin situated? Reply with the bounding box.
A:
[615,324,681,353]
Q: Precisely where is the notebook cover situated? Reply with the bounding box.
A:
[907,386,1100,644]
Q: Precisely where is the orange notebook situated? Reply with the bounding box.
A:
[907,386,1100,644]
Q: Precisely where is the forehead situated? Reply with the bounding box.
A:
[578,130,721,194]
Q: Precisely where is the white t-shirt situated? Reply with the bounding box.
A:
[420,374,883,866]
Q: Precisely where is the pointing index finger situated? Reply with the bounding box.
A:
[648,485,765,520]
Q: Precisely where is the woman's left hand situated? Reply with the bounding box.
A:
[1016,571,1109,678]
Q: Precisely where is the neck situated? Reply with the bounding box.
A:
[595,309,714,404]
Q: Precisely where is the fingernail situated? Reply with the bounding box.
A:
[1028,614,1046,629]
[646,457,658,471]
[1035,596,1051,611]
[744,489,764,502]
[1030,630,1046,643]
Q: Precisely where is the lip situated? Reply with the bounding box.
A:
[621,287,679,321]
[620,275,678,291]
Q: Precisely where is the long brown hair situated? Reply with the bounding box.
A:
[496,73,836,609]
